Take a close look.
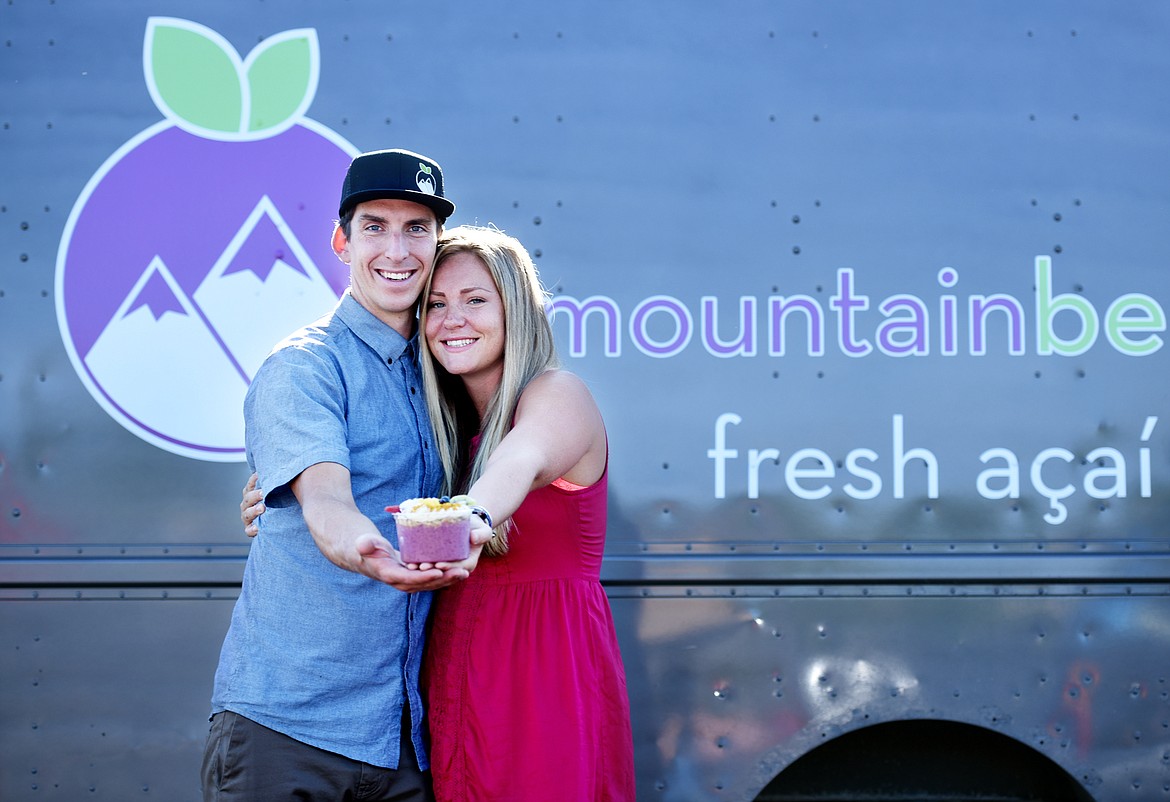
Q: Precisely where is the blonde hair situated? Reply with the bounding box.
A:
[418,225,559,555]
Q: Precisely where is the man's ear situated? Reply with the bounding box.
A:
[331,224,350,263]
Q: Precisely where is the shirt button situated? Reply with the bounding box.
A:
[410,387,417,394]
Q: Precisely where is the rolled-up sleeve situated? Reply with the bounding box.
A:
[245,332,350,510]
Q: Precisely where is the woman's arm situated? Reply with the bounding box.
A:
[466,370,606,524]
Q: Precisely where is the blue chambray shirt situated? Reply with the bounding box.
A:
[211,291,442,769]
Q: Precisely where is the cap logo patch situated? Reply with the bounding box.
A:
[416,162,437,195]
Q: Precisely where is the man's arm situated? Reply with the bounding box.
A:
[292,461,473,591]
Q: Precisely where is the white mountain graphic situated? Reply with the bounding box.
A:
[82,197,343,457]
[84,256,248,451]
[194,195,340,379]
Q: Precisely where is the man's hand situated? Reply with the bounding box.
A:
[354,533,474,591]
[290,462,474,591]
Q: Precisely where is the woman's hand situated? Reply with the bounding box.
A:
[241,472,266,537]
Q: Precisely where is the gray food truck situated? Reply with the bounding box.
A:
[2,2,1167,800]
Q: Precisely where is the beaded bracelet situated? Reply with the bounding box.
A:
[470,505,493,529]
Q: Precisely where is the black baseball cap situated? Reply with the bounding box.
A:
[337,148,455,221]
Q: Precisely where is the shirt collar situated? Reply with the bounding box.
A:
[334,290,418,364]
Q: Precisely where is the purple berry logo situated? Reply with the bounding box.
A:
[55,18,357,461]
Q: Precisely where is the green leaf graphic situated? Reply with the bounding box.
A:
[147,20,243,133]
[246,32,315,133]
[144,19,319,139]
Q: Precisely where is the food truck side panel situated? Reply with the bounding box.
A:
[1,2,1167,800]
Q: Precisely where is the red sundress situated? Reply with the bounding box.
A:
[423,466,635,801]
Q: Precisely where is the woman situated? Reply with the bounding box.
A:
[244,225,635,801]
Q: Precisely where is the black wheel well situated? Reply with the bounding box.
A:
[756,718,1096,802]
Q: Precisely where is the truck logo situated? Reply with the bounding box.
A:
[54,18,356,461]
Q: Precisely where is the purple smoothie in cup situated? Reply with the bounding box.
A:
[391,497,472,563]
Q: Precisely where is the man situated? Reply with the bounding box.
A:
[202,149,481,801]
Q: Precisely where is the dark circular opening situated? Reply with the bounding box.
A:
[755,719,1095,802]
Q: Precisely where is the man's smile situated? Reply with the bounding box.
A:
[375,268,414,281]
